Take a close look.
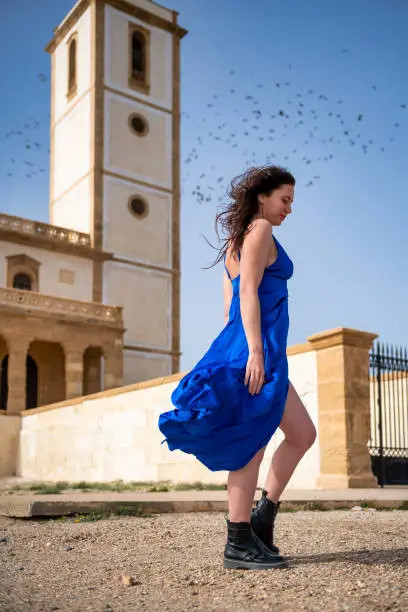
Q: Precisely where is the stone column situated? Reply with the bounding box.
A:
[7,337,30,413]
[308,327,378,489]
[103,344,123,391]
[83,348,102,396]
[64,348,84,400]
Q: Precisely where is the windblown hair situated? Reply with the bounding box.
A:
[212,165,295,266]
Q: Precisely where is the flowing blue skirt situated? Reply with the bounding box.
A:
[158,296,290,472]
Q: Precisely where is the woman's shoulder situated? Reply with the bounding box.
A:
[246,217,273,243]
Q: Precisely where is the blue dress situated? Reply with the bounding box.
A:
[158,235,294,472]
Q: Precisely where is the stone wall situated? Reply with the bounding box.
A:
[15,353,319,487]
[17,375,184,483]
[260,348,320,489]
[0,327,378,489]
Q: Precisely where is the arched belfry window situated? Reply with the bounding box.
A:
[13,273,32,291]
[6,254,40,292]
[132,31,145,75]
[129,24,150,94]
[67,34,78,99]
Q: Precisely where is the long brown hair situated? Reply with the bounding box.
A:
[211,165,295,266]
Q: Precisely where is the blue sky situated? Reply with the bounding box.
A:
[1,0,408,369]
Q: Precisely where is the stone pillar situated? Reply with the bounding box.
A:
[64,348,84,400]
[83,348,102,396]
[7,338,30,413]
[308,327,378,489]
[103,345,123,391]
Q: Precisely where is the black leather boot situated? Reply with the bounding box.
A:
[223,518,287,570]
[250,489,280,555]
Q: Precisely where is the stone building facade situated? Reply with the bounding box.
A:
[0,0,186,413]
[0,215,124,413]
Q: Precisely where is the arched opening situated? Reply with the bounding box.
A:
[7,255,40,292]
[0,354,38,410]
[68,36,77,97]
[129,25,149,92]
[26,356,38,409]
[132,30,145,78]
[0,355,8,410]
[0,336,8,410]
[13,273,32,291]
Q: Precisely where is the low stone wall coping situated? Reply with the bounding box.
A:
[308,327,378,350]
[19,372,185,416]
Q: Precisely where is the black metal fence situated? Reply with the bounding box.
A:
[368,343,408,486]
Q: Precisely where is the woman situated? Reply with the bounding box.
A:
[159,166,316,570]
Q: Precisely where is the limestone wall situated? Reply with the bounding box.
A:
[50,5,93,234]
[259,348,320,489]
[18,375,182,483]
[6,327,376,489]
[15,350,320,488]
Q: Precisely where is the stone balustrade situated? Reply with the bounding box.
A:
[0,213,91,247]
[0,287,123,328]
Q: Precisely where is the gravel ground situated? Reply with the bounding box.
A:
[0,510,407,612]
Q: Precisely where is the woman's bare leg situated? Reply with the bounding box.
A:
[227,383,315,521]
[227,446,266,522]
[264,382,316,502]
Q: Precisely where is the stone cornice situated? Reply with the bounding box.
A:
[287,342,315,356]
[106,0,187,38]
[308,327,378,351]
[0,287,123,329]
[19,372,184,415]
[45,0,187,54]
[45,0,91,54]
[0,213,113,262]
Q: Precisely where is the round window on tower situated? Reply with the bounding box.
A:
[128,196,149,219]
[128,113,149,137]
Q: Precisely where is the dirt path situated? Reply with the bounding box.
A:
[1,510,407,611]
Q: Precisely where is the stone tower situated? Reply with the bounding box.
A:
[46,0,187,384]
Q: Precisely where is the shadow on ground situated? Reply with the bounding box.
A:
[287,547,408,566]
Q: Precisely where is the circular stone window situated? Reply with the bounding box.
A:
[128,196,148,219]
[129,113,149,136]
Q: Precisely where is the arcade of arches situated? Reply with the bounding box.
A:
[0,312,124,414]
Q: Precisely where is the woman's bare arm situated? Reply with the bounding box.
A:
[223,269,233,325]
[239,219,272,393]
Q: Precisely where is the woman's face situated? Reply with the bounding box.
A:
[259,184,294,226]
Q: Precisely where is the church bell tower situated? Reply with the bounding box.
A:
[46,0,187,384]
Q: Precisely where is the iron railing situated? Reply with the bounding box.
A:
[368,342,408,486]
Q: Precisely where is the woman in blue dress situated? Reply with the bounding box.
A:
[159,166,316,570]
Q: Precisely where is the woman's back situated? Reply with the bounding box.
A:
[224,235,293,303]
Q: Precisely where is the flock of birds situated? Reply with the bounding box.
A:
[4,74,49,180]
[2,61,407,206]
[181,62,407,204]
